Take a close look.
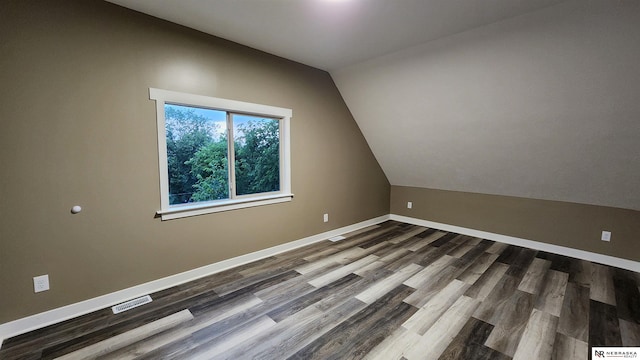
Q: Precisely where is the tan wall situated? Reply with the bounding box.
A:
[391,186,640,262]
[0,0,389,324]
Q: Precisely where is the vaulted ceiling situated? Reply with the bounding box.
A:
[106,0,640,210]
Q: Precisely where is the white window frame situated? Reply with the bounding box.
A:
[150,88,293,220]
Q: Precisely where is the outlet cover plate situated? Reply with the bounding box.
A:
[601,231,611,242]
[34,274,50,293]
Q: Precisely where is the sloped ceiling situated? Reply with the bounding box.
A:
[332,0,640,210]
[105,0,640,210]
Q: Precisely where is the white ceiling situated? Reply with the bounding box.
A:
[331,0,640,210]
[105,0,566,71]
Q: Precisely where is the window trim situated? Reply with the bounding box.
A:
[150,88,293,220]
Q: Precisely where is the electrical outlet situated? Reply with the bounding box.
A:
[33,274,50,293]
[601,231,611,242]
[407,201,413,209]
[323,213,329,223]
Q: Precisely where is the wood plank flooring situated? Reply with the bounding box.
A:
[1,221,639,360]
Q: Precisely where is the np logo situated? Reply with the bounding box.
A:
[594,350,605,358]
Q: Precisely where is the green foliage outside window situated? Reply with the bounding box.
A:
[165,105,280,205]
[234,119,280,196]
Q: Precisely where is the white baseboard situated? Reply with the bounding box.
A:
[390,214,640,273]
[0,214,390,347]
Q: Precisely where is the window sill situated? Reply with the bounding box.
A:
[156,193,294,220]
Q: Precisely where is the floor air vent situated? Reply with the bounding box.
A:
[112,295,152,314]
[328,235,346,242]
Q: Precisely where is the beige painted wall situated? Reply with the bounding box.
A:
[0,0,389,324]
[391,186,640,262]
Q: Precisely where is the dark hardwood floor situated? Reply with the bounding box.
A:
[1,221,638,359]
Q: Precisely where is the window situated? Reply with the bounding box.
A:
[150,88,292,220]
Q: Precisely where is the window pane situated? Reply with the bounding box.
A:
[233,115,280,196]
[165,104,228,205]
